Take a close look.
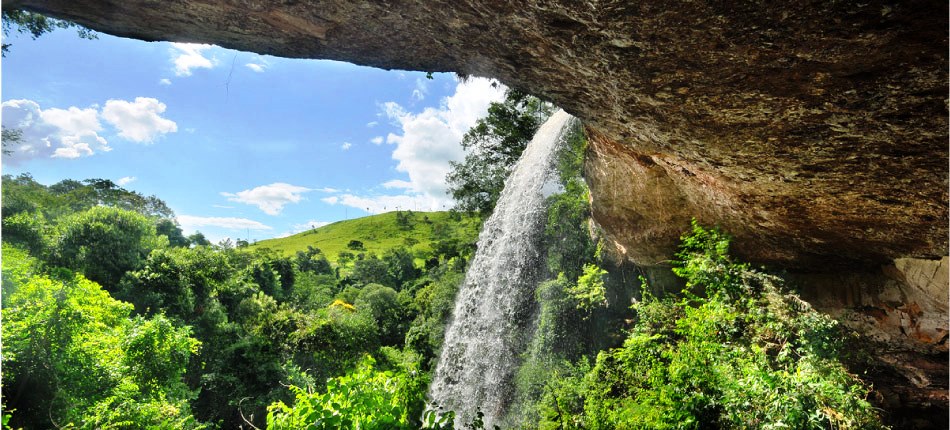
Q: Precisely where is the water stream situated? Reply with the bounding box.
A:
[429,110,576,427]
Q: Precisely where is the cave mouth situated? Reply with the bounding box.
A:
[2,26,537,243]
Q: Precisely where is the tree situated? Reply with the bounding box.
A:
[53,206,165,288]
[382,247,420,290]
[446,90,554,216]
[338,251,356,268]
[296,246,333,275]
[156,218,190,248]
[351,255,393,288]
[395,210,415,230]
[356,284,409,346]
[188,232,212,247]
[1,266,203,428]
[1,126,21,155]
[118,246,233,318]
[347,240,366,251]
[266,355,429,429]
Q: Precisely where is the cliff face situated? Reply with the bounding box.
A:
[10,0,945,270]
[9,0,947,425]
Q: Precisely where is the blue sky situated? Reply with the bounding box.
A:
[2,28,505,243]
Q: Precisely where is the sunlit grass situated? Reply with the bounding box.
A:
[249,211,480,263]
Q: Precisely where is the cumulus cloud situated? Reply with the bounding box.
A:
[318,78,505,213]
[170,43,215,76]
[246,63,266,73]
[101,97,178,143]
[1,99,110,164]
[221,182,313,215]
[341,142,352,150]
[159,78,172,86]
[176,215,272,231]
[117,176,137,186]
[370,136,384,145]
[382,77,505,197]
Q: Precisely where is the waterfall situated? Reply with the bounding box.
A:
[429,110,576,427]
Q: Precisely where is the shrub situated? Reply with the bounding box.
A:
[536,221,886,429]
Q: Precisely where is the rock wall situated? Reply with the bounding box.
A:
[9,0,946,270]
[793,258,949,429]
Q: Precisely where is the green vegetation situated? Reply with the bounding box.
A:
[250,210,480,264]
[0,173,478,429]
[524,221,885,429]
[2,246,204,428]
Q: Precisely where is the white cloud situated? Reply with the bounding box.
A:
[411,77,430,101]
[381,77,505,197]
[366,121,379,128]
[170,43,215,76]
[101,97,178,143]
[176,215,272,231]
[317,78,505,214]
[370,136,384,145]
[212,204,235,209]
[1,99,110,164]
[341,142,352,150]
[316,187,340,193]
[383,180,413,189]
[117,176,137,186]
[159,78,172,86]
[246,63,265,73]
[221,182,312,215]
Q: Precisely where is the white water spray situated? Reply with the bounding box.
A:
[429,110,576,427]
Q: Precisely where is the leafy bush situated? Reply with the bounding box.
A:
[265,355,428,429]
[535,221,886,429]
[1,258,203,428]
[52,206,165,288]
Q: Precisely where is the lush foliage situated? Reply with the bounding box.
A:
[1,173,478,429]
[53,206,167,287]
[530,221,886,429]
[1,246,204,428]
[266,353,429,429]
[446,90,554,216]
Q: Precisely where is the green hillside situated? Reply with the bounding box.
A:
[249,210,481,262]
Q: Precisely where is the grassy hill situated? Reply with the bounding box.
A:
[249,211,481,263]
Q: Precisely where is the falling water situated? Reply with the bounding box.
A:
[429,110,576,427]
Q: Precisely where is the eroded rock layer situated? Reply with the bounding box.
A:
[10,0,947,268]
